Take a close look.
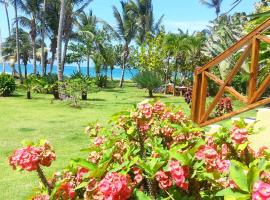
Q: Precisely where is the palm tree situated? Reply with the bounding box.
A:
[0,0,11,36]
[56,0,66,82]
[17,0,42,75]
[126,0,164,44]
[200,0,223,18]
[41,0,46,76]
[113,1,137,87]
[13,0,23,83]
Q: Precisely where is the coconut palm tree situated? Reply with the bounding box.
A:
[40,0,46,76]
[0,0,11,36]
[126,0,164,44]
[200,0,223,18]
[16,0,42,75]
[113,1,137,87]
[56,0,66,82]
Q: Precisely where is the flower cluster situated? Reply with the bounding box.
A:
[98,172,132,200]
[195,139,230,173]
[9,143,55,171]
[56,181,75,200]
[215,96,233,117]
[252,181,270,200]
[32,194,50,200]
[155,160,189,190]
[230,126,248,144]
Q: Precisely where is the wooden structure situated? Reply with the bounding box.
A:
[191,18,270,127]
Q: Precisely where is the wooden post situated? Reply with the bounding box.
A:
[191,68,202,123]
[248,38,260,104]
[198,71,208,122]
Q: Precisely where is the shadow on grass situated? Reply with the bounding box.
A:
[87,98,106,102]
[18,128,36,132]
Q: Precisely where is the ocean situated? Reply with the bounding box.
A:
[0,64,138,80]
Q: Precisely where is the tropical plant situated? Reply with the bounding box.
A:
[113,1,137,87]
[0,73,16,96]
[66,43,86,73]
[200,0,223,18]
[23,74,40,99]
[133,70,162,97]
[9,101,270,199]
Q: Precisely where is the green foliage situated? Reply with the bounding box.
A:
[133,70,162,97]
[0,73,16,96]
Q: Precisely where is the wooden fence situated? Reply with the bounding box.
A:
[191,18,270,127]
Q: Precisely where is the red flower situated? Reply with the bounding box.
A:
[9,146,41,171]
[155,170,173,190]
[161,126,174,137]
[57,181,75,200]
[153,102,165,115]
[252,181,270,200]
[98,172,132,200]
[32,194,50,200]
[39,143,56,167]
[216,159,230,173]
[169,160,189,190]
[231,127,248,144]
[76,167,89,184]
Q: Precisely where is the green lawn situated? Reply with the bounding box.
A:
[0,81,257,199]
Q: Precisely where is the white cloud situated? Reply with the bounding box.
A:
[164,20,209,33]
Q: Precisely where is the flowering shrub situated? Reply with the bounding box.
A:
[9,101,270,200]
[215,96,233,117]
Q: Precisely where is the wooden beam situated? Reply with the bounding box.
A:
[198,72,208,121]
[199,45,251,123]
[251,73,270,102]
[197,18,270,74]
[248,38,260,103]
[205,71,248,103]
[256,35,270,44]
[191,68,201,123]
[199,97,270,127]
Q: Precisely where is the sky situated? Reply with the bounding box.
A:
[0,0,258,41]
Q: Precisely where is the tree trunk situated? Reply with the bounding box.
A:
[87,55,90,77]
[148,89,153,98]
[119,63,126,88]
[61,38,69,73]
[110,65,113,81]
[49,39,56,74]
[57,0,66,82]
[24,63,27,78]
[32,38,37,75]
[27,90,31,99]
[82,92,87,100]
[41,0,46,76]
[164,57,170,95]
[4,0,11,37]
[14,0,23,84]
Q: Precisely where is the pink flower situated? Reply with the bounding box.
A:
[98,172,132,200]
[94,136,105,146]
[137,121,150,133]
[76,167,89,184]
[171,111,188,123]
[216,159,230,173]
[153,102,165,114]
[132,167,143,184]
[221,144,229,157]
[138,104,152,119]
[169,160,189,190]
[195,145,218,160]
[161,126,174,137]
[252,181,270,200]
[155,170,173,190]
[39,143,56,167]
[9,146,42,171]
[32,194,50,200]
[231,127,248,144]
[161,111,173,120]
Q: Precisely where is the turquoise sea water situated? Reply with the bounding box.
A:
[0,64,138,80]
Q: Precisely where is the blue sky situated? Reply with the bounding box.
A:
[0,0,258,40]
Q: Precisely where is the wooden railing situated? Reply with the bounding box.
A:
[191,18,270,127]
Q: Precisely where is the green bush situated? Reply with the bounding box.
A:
[133,70,162,97]
[0,73,16,96]
[231,74,249,95]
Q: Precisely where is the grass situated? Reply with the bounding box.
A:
[0,81,257,199]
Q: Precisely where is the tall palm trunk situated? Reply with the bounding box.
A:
[119,44,128,88]
[57,0,66,82]
[31,18,37,75]
[49,37,57,74]
[110,65,113,81]
[61,37,69,72]
[4,0,11,37]
[14,0,23,83]
[87,55,90,77]
[41,0,46,76]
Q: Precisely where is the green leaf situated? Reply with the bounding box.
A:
[229,160,249,192]
[71,158,97,171]
[133,189,152,200]
[170,150,190,165]
[247,166,260,191]
[74,181,88,190]
[216,188,250,200]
